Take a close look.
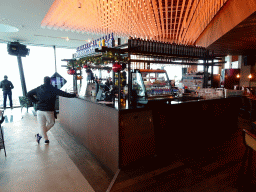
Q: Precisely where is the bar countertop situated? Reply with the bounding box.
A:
[75,94,235,111]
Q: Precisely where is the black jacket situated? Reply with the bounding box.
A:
[27,84,76,111]
[0,79,14,91]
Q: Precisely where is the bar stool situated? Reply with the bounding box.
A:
[237,129,256,190]
[0,110,6,157]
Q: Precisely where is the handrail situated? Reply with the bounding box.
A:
[243,129,256,140]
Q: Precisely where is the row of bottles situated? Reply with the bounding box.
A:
[74,33,115,58]
[128,38,213,58]
[114,72,126,86]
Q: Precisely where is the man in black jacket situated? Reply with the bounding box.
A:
[0,75,14,109]
[27,76,76,144]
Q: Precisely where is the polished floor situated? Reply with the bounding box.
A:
[0,107,253,192]
[0,108,95,192]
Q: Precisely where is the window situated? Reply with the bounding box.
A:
[0,43,75,108]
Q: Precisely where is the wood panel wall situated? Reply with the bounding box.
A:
[196,0,256,48]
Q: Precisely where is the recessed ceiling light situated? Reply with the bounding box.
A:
[0,24,19,32]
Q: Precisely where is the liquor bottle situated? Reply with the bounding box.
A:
[173,43,177,55]
[201,47,204,57]
[189,46,193,57]
[166,43,170,54]
[191,46,194,57]
[198,47,202,57]
[152,40,155,53]
[157,42,160,53]
[133,38,137,51]
[149,40,153,53]
[144,40,147,52]
[111,33,115,47]
[137,38,141,52]
[159,42,162,53]
[165,43,169,54]
[107,35,110,46]
[195,46,198,57]
[181,45,184,56]
[132,37,135,49]
[128,37,132,50]
[161,42,164,54]
[141,39,144,52]
[184,45,187,56]
[102,38,105,47]
[146,40,149,52]
[155,41,158,53]
[163,42,166,54]
[99,38,102,49]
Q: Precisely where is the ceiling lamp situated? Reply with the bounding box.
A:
[41,0,228,44]
[0,24,19,32]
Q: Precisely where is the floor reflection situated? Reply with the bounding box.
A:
[4,115,13,123]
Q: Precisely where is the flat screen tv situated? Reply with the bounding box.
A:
[51,72,67,89]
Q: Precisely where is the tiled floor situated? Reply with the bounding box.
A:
[0,108,95,192]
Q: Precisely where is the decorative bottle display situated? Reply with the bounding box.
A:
[128,37,211,58]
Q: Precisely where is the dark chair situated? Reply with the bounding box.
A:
[240,96,254,121]
[237,129,256,190]
[0,110,6,157]
[19,96,33,112]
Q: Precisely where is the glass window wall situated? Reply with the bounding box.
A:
[0,43,75,108]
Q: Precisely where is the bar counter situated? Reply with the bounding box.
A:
[59,95,241,174]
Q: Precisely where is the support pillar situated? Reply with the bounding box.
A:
[17,56,27,96]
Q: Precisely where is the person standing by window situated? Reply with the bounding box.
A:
[0,75,14,110]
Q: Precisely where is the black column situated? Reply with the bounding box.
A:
[17,56,27,96]
[211,59,214,87]
[203,60,209,88]
[127,40,131,108]
[53,45,57,73]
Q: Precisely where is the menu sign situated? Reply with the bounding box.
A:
[74,33,115,58]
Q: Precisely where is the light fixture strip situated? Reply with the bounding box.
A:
[175,0,186,42]
[178,0,193,43]
[172,0,179,42]
[182,0,200,43]
[164,0,168,41]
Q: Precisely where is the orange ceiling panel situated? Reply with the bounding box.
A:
[41,0,229,45]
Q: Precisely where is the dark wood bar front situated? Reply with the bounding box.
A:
[59,96,241,174]
[59,97,156,173]
[153,97,241,157]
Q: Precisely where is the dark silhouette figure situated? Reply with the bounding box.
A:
[0,75,14,109]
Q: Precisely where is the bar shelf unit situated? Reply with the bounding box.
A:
[93,39,225,108]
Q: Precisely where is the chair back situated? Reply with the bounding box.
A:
[18,96,33,107]
[243,129,256,151]
[241,97,253,111]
